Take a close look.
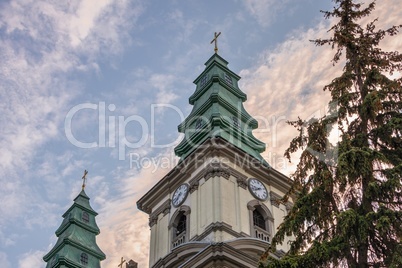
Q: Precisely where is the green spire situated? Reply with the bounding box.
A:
[174,53,268,165]
[43,190,106,267]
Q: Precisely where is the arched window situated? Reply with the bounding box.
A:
[82,212,89,223]
[80,253,88,265]
[253,209,266,230]
[247,200,274,242]
[176,213,186,236]
[169,206,191,249]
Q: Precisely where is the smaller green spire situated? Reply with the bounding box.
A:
[43,188,106,267]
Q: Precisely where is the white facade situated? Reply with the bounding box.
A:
[138,138,293,267]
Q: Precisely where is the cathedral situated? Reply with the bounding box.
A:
[44,38,293,267]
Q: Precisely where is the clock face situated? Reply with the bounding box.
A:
[172,184,189,207]
[248,178,268,201]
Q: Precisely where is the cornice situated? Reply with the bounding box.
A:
[175,115,265,160]
[189,179,199,194]
[180,240,263,268]
[270,190,294,211]
[55,218,100,236]
[188,161,249,193]
[190,75,246,109]
[43,234,106,261]
[137,137,292,214]
[62,202,98,218]
[148,199,171,227]
[178,92,259,133]
[204,165,230,181]
[151,237,272,268]
[270,191,282,208]
[152,242,209,268]
[191,221,248,242]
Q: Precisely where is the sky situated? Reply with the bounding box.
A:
[0,0,401,267]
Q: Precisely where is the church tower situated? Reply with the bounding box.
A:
[137,47,293,267]
[43,177,106,267]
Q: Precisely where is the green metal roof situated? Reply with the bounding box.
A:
[174,53,269,166]
[43,190,106,267]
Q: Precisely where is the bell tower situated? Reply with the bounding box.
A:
[137,51,293,267]
[43,189,106,267]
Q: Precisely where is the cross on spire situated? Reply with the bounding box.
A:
[210,32,221,54]
[82,170,88,190]
[118,257,126,268]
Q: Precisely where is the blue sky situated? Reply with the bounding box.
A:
[0,0,400,267]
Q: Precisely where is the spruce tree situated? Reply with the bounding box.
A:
[261,1,402,267]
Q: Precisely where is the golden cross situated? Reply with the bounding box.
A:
[210,32,221,54]
[118,257,126,268]
[82,170,88,190]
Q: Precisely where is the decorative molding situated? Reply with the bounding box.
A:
[149,215,158,227]
[270,191,282,208]
[247,200,274,241]
[189,180,199,193]
[163,206,171,216]
[236,176,247,189]
[149,199,171,227]
[169,205,191,229]
[247,200,274,219]
[153,238,268,268]
[253,225,271,242]
[247,199,262,210]
[190,161,250,191]
[285,202,293,213]
[204,166,230,181]
[137,136,292,216]
[191,221,247,242]
[188,167,206,193]
[230,167,248,189]
[137,204,152,214]
[137,137,292,215]
[182,207,191,216]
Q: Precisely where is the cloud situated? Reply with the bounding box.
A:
[96,151,176,268]
[98,212,150,268]
[18,250,46,268]
[76,3,402,268]
[0,251,11,268]
[0,0,145,263]
[0,0,145,172]
[240,0,402,175]
[239,24,335,174]
[242,0,290,27]
[362,0,402,52]
[151,74,179,105]
[68,0,114,47]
